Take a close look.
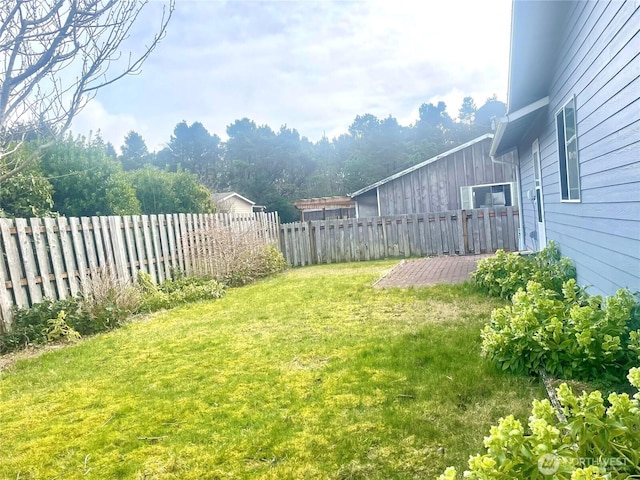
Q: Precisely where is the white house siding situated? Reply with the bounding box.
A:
[519,1,640,295]
[225,198,254,215]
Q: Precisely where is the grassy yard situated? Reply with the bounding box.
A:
[0,261,545,479]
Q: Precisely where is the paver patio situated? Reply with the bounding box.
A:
[375,254,492,288]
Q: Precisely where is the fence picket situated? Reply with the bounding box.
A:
[0,251,12,330]
[108,216,128,283]
[99,216,116,274]
[69,217,88,292]
[80,217,98,278]
[57,217,80,295]
[15,218,42,303]
[278,208,519,266]
[91,216,107,270]
[30,217,54,299]
[507,206,516,251]
[44,217,67,299]
[0,219,28,307]
[122,216,138,280]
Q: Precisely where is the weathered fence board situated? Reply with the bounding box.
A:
[0,212,280,330]
[280,208,519,267]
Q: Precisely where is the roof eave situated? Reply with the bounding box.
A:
[490,96,549,157]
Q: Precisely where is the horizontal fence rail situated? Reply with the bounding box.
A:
[0,212,279,331]
[279,207,519,267]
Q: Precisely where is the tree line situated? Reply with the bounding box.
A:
[0,96,503,222]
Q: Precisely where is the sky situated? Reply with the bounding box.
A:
[71,0,513,153]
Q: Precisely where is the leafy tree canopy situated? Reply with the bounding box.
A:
[40,134,141,217]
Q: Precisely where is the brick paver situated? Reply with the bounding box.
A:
[374,255,492,288]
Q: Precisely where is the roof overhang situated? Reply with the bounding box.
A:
[490,96,549,157]
[506,1,569,113]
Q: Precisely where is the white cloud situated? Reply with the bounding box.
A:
[77,0,512,149]
[71,101,167,152]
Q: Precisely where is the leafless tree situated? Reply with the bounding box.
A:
[0,0,174,182]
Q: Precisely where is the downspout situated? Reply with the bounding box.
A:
[491,153,526,252]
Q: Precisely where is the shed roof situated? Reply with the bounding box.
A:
[349,133,494,198]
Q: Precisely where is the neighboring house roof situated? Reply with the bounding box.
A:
[490,0,572,157]
[211,192,255,206]
[293,196,355,211]
[349,133,494,198]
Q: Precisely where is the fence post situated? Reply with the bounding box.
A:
[456,210,466,255]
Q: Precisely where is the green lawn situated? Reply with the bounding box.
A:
[0,261,545,479]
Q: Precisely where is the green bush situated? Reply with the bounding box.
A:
[0,274,141,354]
[472,241,576,299]
[0,298,82,353]
[222,244,288,287]
[138,272,225,313]
[46,311,81,342]
[439,368,640,479]
[481,279,640,382]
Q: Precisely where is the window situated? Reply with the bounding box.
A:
[460,182,518,210]
[556,97,580,201]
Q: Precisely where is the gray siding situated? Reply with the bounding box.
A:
[518,1,640,295]
[356,189,379,217]
[359,138,518,216]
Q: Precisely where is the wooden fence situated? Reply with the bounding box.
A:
[0,212,279,330]
[279,207,519,267]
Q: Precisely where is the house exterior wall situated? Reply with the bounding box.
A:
[517,1,640,295]
[218,197,254,215]
[356,138,518,216]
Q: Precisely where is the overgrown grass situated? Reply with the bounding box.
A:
[0,261,544,479]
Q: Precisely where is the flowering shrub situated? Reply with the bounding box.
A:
[472,241,576,299]
[481,280,639,381]
[438,368,640,479]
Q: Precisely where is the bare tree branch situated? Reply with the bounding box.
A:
[0,0,174,182]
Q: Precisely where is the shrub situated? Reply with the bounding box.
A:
[472,241,576,299]
[137,272,225,313]
[0,297,83,353]
[0,272,142,354]
[481,279,640,382]
[46,311,81,342]
[221,244,288,287]
[438,368,640,479]
[187,221,287,287]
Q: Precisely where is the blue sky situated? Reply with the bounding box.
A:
[72,0,512,152]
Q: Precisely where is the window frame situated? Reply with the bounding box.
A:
[555,96,581,202]
[460,181,519,210]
